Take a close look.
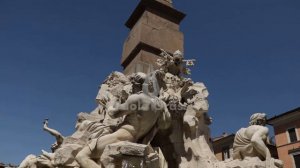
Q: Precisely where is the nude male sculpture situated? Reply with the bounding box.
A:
[75,72,171,168]
[233,113,283,168]
[233,113,270,160]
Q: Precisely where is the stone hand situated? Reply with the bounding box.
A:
[43,119,49,129]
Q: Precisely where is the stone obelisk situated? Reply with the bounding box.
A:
[121,1,188,167]
[121,0,185,75]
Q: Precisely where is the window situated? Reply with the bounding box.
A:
[293,154,300,168]
[222,146,230,160]
[288,128,298,143]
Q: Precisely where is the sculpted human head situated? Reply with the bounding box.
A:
[129,72,146,93]
[173,50,183,66]
[129,72,146,85]
[249,113,267,126]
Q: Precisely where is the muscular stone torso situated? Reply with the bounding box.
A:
[118,93,165,140]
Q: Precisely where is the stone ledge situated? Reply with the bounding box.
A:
[220,157,283,168]
[100,141,161,168]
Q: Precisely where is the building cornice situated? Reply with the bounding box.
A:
[267,107,300,126]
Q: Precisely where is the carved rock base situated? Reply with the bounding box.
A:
[220,157,283,168]
[100,141,165,168]
[99,142,283,168]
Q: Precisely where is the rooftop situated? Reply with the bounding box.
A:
[267,107,300,125]
[213,133,235,142]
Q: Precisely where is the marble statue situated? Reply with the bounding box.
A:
[232,113,283,168]
[179,82,217,168]
[75,71,171,168]
[158,49,193,76]
[19,155,38,168]
[43,119,64,152]
[20,112,109,168]
[20,49,283,168]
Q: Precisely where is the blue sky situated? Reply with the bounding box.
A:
[0,0,299,164]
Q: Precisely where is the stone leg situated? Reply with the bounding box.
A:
[75,141,102,168]
[76,129,135,168]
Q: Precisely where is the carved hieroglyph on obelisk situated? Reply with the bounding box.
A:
[121,0,185,75]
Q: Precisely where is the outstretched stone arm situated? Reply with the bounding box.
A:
[250,127,271,160]
[43,119,64,145]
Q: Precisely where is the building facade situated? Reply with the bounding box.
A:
[213,133,235,161]
[268,107,300,168]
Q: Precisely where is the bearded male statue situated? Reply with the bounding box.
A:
[233,113,283,168]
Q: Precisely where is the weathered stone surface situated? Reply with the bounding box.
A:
[220,157,283,168]
[103,141,150,157]
[19,154,37,168]
[121,0,185,74]
[53,144,81,167]
[123,51,159,75]
[100,142,161,168]
[122,14,183,61]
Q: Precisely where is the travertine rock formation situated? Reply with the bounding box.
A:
[100,142,159,168]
